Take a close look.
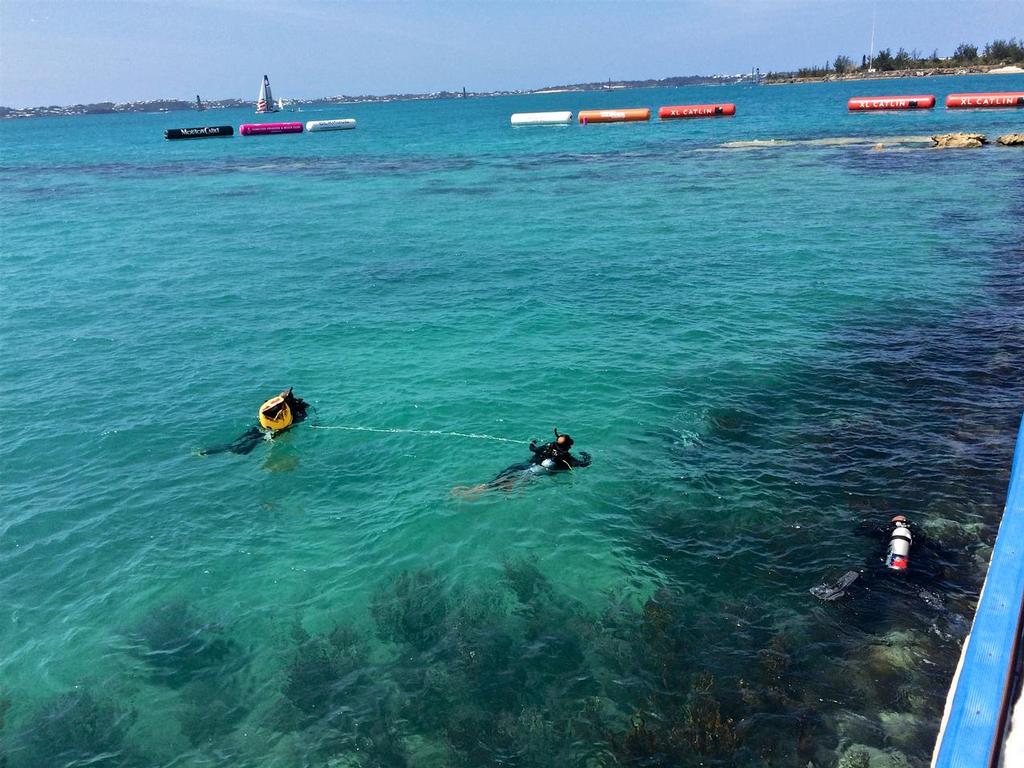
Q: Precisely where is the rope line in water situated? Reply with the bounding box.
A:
[309,424,530,444]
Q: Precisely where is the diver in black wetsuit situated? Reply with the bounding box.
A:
[200,388,310,456]
[527,429,592,471]
[811,517,952,600]
[453,428,592,495]
[810,517,970,642]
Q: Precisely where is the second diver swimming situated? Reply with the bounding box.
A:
[453,428,592,496]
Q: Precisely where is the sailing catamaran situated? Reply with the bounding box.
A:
[195,95,205,111]
[256,75,280,114]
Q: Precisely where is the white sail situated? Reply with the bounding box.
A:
[256,75,279,114]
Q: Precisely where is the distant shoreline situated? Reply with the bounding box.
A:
[3,67,1021,120]
[766,64,1024,85]
[0,74,754,120]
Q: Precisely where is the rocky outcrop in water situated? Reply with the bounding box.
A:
[997,133,1024,146]
[931,133,987,148]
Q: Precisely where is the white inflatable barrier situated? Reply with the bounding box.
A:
[510,111,573,126]
[305,119,357,132]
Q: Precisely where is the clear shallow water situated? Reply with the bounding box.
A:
[1,75,1023,767]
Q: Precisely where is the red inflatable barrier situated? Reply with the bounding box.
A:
[848,95,935,111]
[945,92,1024,109]
[239,122,304,136]
[659,103,736,119]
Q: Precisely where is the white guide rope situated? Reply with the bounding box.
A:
[309,424,529,444]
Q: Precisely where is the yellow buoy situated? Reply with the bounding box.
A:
[258,396,293,431]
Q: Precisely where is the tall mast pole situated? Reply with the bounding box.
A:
[868,7,876,71]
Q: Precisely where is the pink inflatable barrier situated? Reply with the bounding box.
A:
[238,122,304,136]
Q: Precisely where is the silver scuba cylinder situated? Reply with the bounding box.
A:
[886,515,912,571]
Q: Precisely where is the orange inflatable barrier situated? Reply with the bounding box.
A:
[578,108,650,124]
[946,92,1024,109]
[848,95,935,111]
[659,103,736,119]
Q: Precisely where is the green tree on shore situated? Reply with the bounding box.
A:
[833,55,854,73]
[983,38,1024,62]
[953,43,979,62]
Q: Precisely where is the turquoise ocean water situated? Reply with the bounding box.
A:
[2,75,1023,767]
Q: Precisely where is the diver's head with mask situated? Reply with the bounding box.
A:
[554,429,574,451]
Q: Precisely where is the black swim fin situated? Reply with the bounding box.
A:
[810,570,860,601]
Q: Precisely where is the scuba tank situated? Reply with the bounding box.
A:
[886,515,912,571]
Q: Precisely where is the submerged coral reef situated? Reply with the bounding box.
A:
[6,689,138,768]
[124,599,242,688]
[0,543,991,768]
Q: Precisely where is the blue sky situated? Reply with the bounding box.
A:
[1,0,1021,106]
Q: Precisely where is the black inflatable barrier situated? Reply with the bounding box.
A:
[164,125,234,140]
